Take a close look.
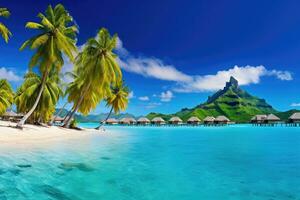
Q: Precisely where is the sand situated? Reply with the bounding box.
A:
[0,120,102,148]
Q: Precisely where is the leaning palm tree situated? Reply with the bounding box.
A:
[96,81,129,130]
[0,7,12,43]
[63,28,122,127]
[0,79,14,115]
[63,74,105,126]
[15,70,62,124]
[17,4,78,128]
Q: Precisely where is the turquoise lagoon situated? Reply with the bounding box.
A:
[0,124,299,199]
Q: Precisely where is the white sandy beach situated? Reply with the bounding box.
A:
[0,120,102,148]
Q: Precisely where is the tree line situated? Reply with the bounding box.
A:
[0,4,129,129]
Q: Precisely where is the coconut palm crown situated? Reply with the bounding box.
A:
[15,70,62,123]
[0,79,14,114]
[0,7,12,43]
[20,4,78,72]
[96,80,129,129]
[105,81,129,114]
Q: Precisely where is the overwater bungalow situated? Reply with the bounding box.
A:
[120,117,136,125]
[151,117,165,125]
[0,111,23,122]
[52,116,64,124]
[251,115,267,124]
[288,113,300,126]
[265,114,281,124]
[137,117,150,125]
[169,116,183,125]
[105,118,119,125]
[203,116,215,125]
[187,116,201,125]
[215,116,230,125]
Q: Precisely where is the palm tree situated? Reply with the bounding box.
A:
[96,81,129,130]
[15,70,62,123]
[17,4,78,128]
[0,7,12,43]
[0,79,14,115]
[63,28,122,127]
[63,74,105,126]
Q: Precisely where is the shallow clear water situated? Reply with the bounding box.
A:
[0,124,300,200]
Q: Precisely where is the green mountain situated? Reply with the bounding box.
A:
[147,77,297,123]
[54,108,138,122]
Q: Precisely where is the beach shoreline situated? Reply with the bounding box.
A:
[0,120,103,148]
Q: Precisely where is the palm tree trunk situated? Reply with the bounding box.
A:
[95,106,113,130]
[16,71,48,129]
[62,97,82,128]
[50,102,68,124]
[63,82,91,128]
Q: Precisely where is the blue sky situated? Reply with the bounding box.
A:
[1,0,300,115]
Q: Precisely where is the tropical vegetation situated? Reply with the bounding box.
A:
[0,7,12,43]
[96,80,129,129]
[15,70,62,124]
[0,4,129,129]
[0,79,14,115]
[16,4,78,128]
[146,77,282,123]
[63,28,122,127]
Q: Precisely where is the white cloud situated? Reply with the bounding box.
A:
[60,44,86,83]
[117,57,192,82]
[116,37,191,82]
[160,90,174,102]
[177,66,293,92]
[291,103,300,107]
[116,38,293,93]
[0,67,22,82]
[267,70,293,81]
[145,102,162,109]
[175,65,267,92]
[128,91,135,99]
[61,57,75,83]
[116,37,129,57]
[139,96,150,101]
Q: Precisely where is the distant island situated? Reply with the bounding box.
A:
[56,77,299,123]
[146,77,299,123]
[54,109,139,123]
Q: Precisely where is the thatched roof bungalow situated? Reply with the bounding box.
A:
[120,117,136,125]
[52,116,64,123]
[215,116,230,124]
[1,111,23,121]
[203,116,215,125]
[251,115,267,124]
[288,113,300,123]
[151,117,165,125]
[169,116,183,125]
[187,116,201,125]
[137,117,150,125]
[265,114,280,123]
[105,118,119,125]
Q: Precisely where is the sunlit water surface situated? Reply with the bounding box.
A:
[0,124,299,200]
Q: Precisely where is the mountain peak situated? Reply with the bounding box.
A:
[206,76,239,104]
[225,76,238,89]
